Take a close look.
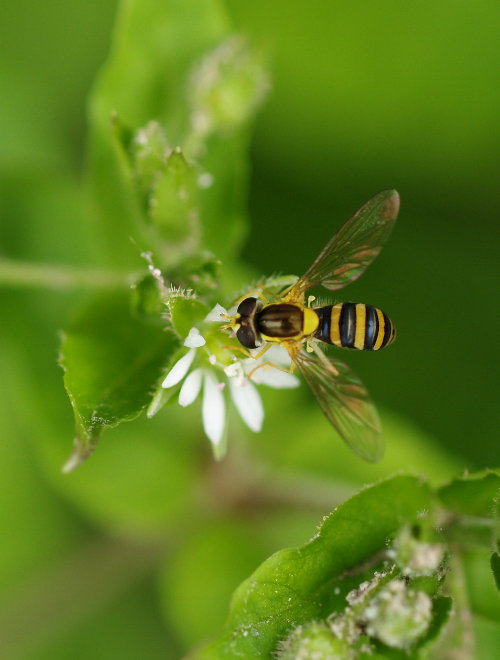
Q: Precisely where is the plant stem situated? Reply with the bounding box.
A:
[0,258,131,291]
[434,547,475,660]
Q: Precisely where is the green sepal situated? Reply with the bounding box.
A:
[168,296,211,339]
[167,252,222,296]
[130,272,166,320]
[152,148,199,241]
[129,120,170,214]
[147,382,181,419]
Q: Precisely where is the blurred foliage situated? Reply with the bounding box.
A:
[0,0,498,658]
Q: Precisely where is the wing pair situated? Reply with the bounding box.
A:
[287,190,399,461]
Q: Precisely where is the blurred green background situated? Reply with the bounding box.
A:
[0,1,498,657]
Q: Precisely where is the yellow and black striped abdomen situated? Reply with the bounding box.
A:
[313,303,395,350]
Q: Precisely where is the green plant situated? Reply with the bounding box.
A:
[1,1,498,658]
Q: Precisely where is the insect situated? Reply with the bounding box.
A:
[224,189,400,461]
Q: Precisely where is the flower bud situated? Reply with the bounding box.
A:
[364,579,432,648]
[391,526,444,577]
[276,622,355,660]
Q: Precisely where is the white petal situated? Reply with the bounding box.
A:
[184,327,206,348]
[265,344,293,367]
[250,367,300,389]
[161,349,195,388]
[229,379,264,432]
[204,303,228,322]
[178,368,203,406]
[202,371,226,446]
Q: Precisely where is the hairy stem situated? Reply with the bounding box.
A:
[0,258,131,291]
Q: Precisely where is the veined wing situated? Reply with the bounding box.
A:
[287,190,399,299]
[292,344,384,461]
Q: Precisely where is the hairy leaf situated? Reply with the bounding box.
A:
[194,475,432,658]
[438,470,500,518]
[60,292,179,470]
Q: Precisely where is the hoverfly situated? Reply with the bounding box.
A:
[223,190,399,462]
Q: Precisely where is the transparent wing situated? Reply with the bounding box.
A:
[288,190,399,299]
[292,344,384,461]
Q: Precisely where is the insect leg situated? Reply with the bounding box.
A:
[221,345,254,358]
[246,359,296,380]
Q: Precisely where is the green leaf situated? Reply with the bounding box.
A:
[60,292,179,470]
[437,470,500,518]
[194,475,432,659]
[437,470,500,552]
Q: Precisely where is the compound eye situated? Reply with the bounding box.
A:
[237,297,258,317]
[236,324,260,349]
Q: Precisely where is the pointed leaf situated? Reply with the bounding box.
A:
[60,292,179,469]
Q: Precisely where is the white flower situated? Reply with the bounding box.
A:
[184,327,206,348]
[228,378,263,432]
[202,371,226,447]
[178,368,203,406]
[161,312,300,455]
[161,349,196,388]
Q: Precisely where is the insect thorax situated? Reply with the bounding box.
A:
[256,303,303,339]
